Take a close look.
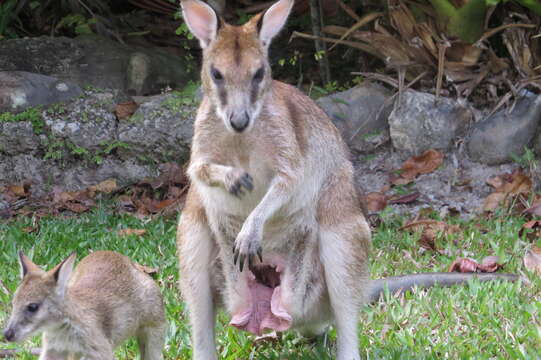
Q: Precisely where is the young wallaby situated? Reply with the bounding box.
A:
[177,0,370,359]
[3,251,166,360]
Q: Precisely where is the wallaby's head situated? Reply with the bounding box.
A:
[3,252,76,343]
[181,0,294,133]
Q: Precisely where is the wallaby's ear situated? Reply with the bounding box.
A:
[50,253,76,297]
[181,0,219,48]
[18,252,41,279]
[258,0,294,47]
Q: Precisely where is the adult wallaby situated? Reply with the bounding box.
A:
[176,1,519,359]
[3,251,166,360]
[177,0,370,359]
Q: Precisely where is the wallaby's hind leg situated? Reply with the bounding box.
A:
[177,190,218,360]
[137,323,166,360]
[317,169,370,360]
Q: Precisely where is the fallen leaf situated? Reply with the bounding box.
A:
[483,169,532,212]
[365,192,388,213]
[21,226,38,234]
[391,149,444,185]
[7,185,27,197]
[523,246,541,275]
[519,220,541,241]
[117,228,147,237]
[88,179,118,194]
[522,196,541,217]
[115,101,138,120]
[400,219,460,252]
[448,255,502,273]
[134,262,158,275]
[388,191,420,204]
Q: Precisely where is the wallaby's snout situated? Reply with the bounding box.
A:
[3,327,15,342]
[230,111,250,132]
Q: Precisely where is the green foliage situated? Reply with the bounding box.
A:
[0,0,20,39]
[43,137,130,166]
[429,0,541,43]
[56,14,96,35]
[162,81,201,112]
[0,107,45,134]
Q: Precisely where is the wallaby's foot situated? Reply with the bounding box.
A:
[227,170,253,197]
[233,221,263,272]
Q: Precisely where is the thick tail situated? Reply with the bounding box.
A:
[368,272,520,303]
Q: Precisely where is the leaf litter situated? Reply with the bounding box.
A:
[0,162,188,220]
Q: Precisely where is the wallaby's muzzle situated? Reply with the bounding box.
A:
[3,327,15,342]
[230,111,250,132]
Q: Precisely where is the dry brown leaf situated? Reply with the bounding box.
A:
[21,226,38,234]
[366,192,388,213]
[388,192,420,205]
[7,185,28,197]
[88,179,118,194]
[448,255,502,273]
[519,220,541,241]
[117,228,147,237]
[391,149,444,185]
[115,101,138,120]
[134,262,158,275]
[483,169,532,212]
[400,219,460,251]
[523,246,541,275]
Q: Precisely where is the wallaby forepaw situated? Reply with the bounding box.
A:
[233,226,262,272]
[227,171,254,197]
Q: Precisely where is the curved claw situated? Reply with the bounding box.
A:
[257,246,263,263]
[241,174,254,192]
[239,255,245,272]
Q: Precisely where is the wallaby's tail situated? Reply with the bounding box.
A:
[368,272,520,303]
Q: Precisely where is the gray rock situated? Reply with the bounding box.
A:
[42,92,117,150]
[0,153,157,195]
[0,122,41,155]
[389,90,472,155]
[118,93,197,164]
[468,92,541,165]
[317,82,393,152]
[0,71,82,113]
[59,158,155,191]
[0,35,197,95]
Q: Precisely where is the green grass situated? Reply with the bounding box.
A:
[0,207,539,359]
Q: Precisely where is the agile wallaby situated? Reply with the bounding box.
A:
[177,0,369,359]
[176,1,519,359]
[3,251,166,360]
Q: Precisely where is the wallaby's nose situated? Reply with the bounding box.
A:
[3,328,15,342]
[230,112,250,132]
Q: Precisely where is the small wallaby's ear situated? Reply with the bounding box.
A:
[181,0,219,48]
[258,0,294,47]
[50,253,76,296]
[18,252,41,279]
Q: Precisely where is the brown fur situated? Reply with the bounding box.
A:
[178,1,370,359]
[4,251,166,360]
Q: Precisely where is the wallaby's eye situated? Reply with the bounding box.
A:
[210,67,223,82]
[253,67,265,82]
[26,303,39,313]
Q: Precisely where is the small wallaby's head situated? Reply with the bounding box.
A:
[3,252,76,343]
[181,0,294,133]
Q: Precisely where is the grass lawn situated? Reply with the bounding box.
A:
[0,206,539,359]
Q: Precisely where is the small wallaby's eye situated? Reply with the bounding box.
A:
[210,67,223,82]
[26,303,39,313]
[253,67,265,82]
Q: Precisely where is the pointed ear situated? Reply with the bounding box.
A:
[50,253,76,296]
[181,0,219,48]
[18,252,41,279]
[258,0,294,47]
